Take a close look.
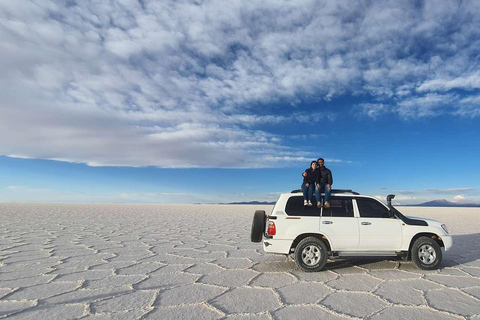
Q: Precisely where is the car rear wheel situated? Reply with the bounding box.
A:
[294,237,328,272]
[250,210,266,242]
[411,236,442,270]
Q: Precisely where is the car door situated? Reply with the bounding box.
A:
[355,197,403,250]
[319,196,359,250]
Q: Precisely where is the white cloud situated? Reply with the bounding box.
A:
[357,103,390,119]
[453,195,466,201]
[418,73,480,92]
[5,185,49,193]
[374,195,416,203]
[1,0,480,168]
[359,93,480,120]
[395,93,458,119]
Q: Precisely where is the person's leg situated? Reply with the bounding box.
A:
[315,184,321,207]
[307,184,314,205]
[324,184,331,207]
[308,184,314,201]
[302,183,308,205]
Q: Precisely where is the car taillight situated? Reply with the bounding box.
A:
[267,221,276,236]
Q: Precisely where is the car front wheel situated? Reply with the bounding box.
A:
[294,237,328,272]
[411,236,442,270]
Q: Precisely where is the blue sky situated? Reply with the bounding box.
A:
[1,0,480,204]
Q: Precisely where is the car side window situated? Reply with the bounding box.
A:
[322,197,354,217]
[356,198,390,218]
[285,196,320,216]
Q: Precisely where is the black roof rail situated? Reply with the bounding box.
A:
[291,189,360,195]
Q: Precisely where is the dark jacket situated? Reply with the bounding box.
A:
[303,168,318,185]
[316,167,333,185]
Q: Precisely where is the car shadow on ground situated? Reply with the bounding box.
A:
[322,233,480,272]
[254,233,480,273]
[438,233,480,267]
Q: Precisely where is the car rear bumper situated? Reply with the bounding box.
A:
[263,239,292,254]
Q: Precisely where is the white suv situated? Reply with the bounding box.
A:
[251,190,452,272]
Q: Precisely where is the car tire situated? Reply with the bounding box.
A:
[294,237,328,272]
[250,210,266,243]
[411,236,442,270]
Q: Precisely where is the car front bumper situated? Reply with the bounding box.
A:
[441,235,453,251]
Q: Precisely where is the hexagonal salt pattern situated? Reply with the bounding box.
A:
[1,203,480,319]
[210,287,281,314]
[272,305,346,320]
[320,292,387,318]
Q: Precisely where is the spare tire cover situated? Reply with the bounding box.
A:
[251,210,266,242]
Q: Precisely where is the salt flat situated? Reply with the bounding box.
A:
[0,203,479,319]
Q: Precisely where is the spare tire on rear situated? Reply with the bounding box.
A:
[251,210,266,242]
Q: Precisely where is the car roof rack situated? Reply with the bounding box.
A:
[291,189,360,195]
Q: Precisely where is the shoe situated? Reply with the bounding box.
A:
[307,200,312,206]
[317,201,322,208]
[324,201,330,208]
[304,200,308,206]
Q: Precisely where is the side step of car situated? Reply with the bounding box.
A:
[332,251,408,257]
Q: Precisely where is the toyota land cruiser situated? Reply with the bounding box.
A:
[251,190,452,272]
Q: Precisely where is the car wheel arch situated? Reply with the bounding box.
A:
[291,233,332,253]
[408,232,444,254]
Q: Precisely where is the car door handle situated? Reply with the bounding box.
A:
[322,221,333,224]
[361,222,371,225]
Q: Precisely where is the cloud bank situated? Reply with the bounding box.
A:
[395,188,476,195]
[1,0,479,167]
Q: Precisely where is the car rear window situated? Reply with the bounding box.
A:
[285,196,320,216]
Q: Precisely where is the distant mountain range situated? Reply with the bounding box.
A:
[409,199,480,207]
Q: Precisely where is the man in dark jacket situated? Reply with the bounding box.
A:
[315,158,333,208]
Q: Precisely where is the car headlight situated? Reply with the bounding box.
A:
[441,224,449,234]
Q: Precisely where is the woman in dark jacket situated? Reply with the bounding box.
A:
[302,161,318,206]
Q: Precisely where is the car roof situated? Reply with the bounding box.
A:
[288,189,360,195]
[282,192,381,201]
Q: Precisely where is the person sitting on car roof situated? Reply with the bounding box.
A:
[315,158,333,208]
[302,158,333,208]
[301,161,318,207]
